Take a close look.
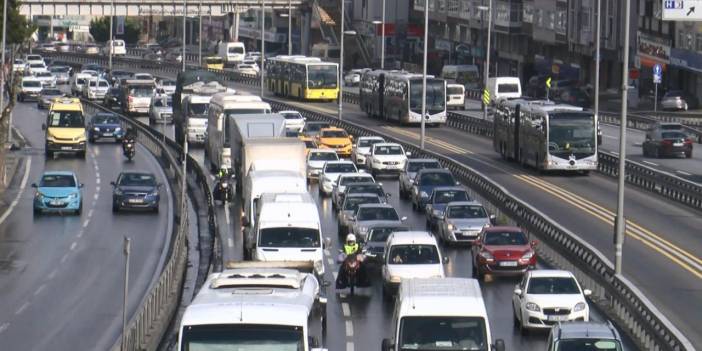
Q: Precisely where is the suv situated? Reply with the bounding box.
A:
[546,321,622,351]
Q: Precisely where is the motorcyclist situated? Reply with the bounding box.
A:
[122,126,137,154]
[336,234,369,289]
[214,167,232,201]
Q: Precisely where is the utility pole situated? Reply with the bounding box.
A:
[288,0,292,55]
[420,0,429,149]
[338,0,346,121]
[109,0,114,72]
[481,0,492,121]
[614,0,631,275]
[260,0,265,97]
[594,0,601,132]
[121,237,131,351]
[381,0,386,69]
[1,0,10,145]
[182,0,187,72]
[198,0,202,66]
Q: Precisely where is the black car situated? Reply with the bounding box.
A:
[343,182,389,203]
[111,172,161,212]
[88,112,124,143]
[103,87,122,108]
[107,70,134,85]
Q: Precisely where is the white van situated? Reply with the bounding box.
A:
[446,84,465,110]
[382,278,505,351]
[249,192,327,276]
[486,77,522,104]
[218,41,246,66]
[381,231,447,296]
[104,40,126,56]
[243,169,308,232]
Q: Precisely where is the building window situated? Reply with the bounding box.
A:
[547,10,556,30]
[523,4,534,23]
[557,10,567,34]
[535,9,544,28]
[580,7,591,31]
[460,0,471,19]
[448,0,460,13]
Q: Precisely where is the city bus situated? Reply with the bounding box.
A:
[493,98,598,173]
[266,55,339,101]
[359,70,447,126]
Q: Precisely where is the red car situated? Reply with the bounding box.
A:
[472,226,537,280]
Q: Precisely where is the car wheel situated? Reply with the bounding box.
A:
[642,145,648,157]
[78,150,86,159]
[153,205,159,213]
[76,203,82,215]
[33,206,41,216]
[513,307,521,329]
[425,219,432,231]
[685,150,692,159]
[45,150,53,159]
[112,202,119,213]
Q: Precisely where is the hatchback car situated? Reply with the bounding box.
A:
[547,321,622,351]
[37,88,65,109]
[512,270,591,333]
[279,110,306,134]
[351,203,406,241]
[337,193,383,235]
[306,149,339,180]
[111,171,161,212]
[382,231,447,296]
[424,186,471,230]
[342,182,389,203]
[149,95,174,124]
[472,226,537,280]
[332,173,375,210]
[32,171,83,215]
[316,127,353,157]
[352,136,385,166]
[399,158,443,199]
[88,112,124,143]
[318,160,358,195]
[642,129,693,158]
[363,223,410,264]
[438,201,495,245]
[661,90,698,111]
[410,168,459,211]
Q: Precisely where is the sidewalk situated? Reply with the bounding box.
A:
[0,128,29,222]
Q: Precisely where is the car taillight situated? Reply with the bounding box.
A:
[661,140,673,146]
[128,96,134,103]
[685,138,693,144]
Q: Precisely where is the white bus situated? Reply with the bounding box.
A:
[205,93,272,172]
[359,70,447,126]
[493,99,598,173]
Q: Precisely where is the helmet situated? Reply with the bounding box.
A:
[345,234,356,243]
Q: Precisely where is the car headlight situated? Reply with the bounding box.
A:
[114,188,123,195]
[420,191,429,198]
[93,127,100,131]
[149,189,159,197]
[521,251,534,260]
[479,251,494,260]
[115,127,122,132]
[67,192,79,200]
[389,275,402,283]
[35,192,44,200]
[573,302,587,312]
[525,302,541,312]
[447,223,454,231]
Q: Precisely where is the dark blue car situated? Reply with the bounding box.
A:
[410,168,459,212]
[88,112,124,143]
[424,186,471,230]
[111,171,161,213]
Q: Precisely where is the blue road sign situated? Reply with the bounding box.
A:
[653,63,662,84]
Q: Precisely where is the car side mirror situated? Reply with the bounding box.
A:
[583,289,592,296]
[493,339,506,351]
[513,288,522,296]
[31,183,37,188]
[110,181,116,186]
[401,216,407,221]
[442,256,449,264]
[382,338,394,351]
[455,181,461,186]
[324,237,331,249]
[405,152,411,157]
[79,183,84,188]
[41,123,46,130]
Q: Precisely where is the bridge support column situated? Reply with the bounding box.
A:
[301,10,310,55]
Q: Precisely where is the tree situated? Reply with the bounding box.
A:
[89,17,110,43]
[90,17,142,45]
[0,0,35,45]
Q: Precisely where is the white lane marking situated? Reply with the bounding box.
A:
[346,342,354,351]
[642,160,659,167]
[34,284,46,296]
[48,269,57,280]
[0,158,31,225]
[83,220,90,228]
[95,186,100,193]
[345,321,354,337]
[676,170,692,176]
[60,253,69,263]
[227,238,234,248]
[88,209,94,218]
[76,230,83,238]
[603,135,617,140]
[14,302,29,315]
[341,302,351,317]
[0,322,9,334]
[96,177,100,185]
[70,242,77,251]
[224,205,231,224]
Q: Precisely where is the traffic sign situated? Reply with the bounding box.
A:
[663,0,702,21]
[653,63,662,84]
[546,77,552,89]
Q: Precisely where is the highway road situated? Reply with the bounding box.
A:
[0,97,173,350]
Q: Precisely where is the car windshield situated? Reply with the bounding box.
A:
[527,277,581,294]
[419,172,455,186]
[556,339,622,351]
[41,89,62,96]
[498,83,520,93]
[189,103,209,115]
[388,244,440,264]
[181,324,304,351]
[228,46,244,54]
[50,66,70,73]
[483,231,528,245]
[47,111,84,128]
[23,80,41,88]
[447,205,487,219]
[30,63,45,68]
[347,184,385,197]
[374,145,403,155]
[118,173,157,187]
[304,140,317,148]
[358,138,383,148]
[259,227,320,248]
[40,174,76,187]
[368,227,406,242]
[225,108,270,116]
[282,112,302,120]
[343,196,380,212]
[161,80,175,86]
[307,64,338,89]
[135,74,152,80]
[357,207,399,221]
[399,316,487,351]
[305,123,330,132]
[325,163,356,173]
[92,114,119,125]
[447,86,464,95]
[129,87,154,97]
[89,81,97,87]
[548,112,596,156]
[36,72,52,77]
[99,81,109,87]
[309,151,338,161]
[27,55,42,61]
[321,130,348,138]
[433,190,469,204]
[153,97,173,107]
[661,132,687,140]
[339,176,372,186]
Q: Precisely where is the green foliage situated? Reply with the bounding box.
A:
[0,0,36,45]
[90,17,142,44]
[89,17,110,43]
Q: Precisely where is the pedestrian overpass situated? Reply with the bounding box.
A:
[19,0,305,17]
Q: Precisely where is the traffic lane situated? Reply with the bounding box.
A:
[600,124,702,183]
[0,102,172,349]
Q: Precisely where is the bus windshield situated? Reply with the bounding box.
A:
[189,103,209,116]
[307,65,338,89]
[410,79,446,113]
[548,113,596,156]
[180,324,304,351]
[399,316,487,351]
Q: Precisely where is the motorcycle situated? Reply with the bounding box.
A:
[122,139,135,161]
[213,172,234,204]
[335,251,370,296]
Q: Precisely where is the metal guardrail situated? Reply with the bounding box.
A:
[46,51,695,350]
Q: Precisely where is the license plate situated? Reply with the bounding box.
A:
[61,146,73,150]
[499,261,518,267]
[128,199,144,204]
[547,315,568,321]
[103,133,113,137]
[50,200,64,206]
[673,142,683,147]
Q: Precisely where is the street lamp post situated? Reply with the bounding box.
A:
[1,0,9,145]
[339,0,345,121]
[182,0,187,72]
[121,236,131,351]
[288,0,292,55]
[594,0,601,128]
[198,0,202,66]
[260,0,265,97]
[372,20,384,69]
[109,0,114,72]
[420,0,428,149]
[478,1,492,121]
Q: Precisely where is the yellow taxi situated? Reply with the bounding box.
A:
[204,56,224,71]
[43,97,87,159]
[299,135,318,156]
[316,127,353,157]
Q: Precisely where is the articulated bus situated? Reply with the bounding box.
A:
[359,70,447,125]
[493,99,598,173]
[266,55,339,101]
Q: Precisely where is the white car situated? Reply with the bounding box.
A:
[245,52,262,62]
[366,142,410,177]
[17,77,43,102]
[134,73,155,82]
[157,79,176,95]
[33,70,57,88]
[235,63,259,76]
[279,110,305,134]
[344,68,368,86]
[352,136,385,166]
[13,59,25,73]
[25,63,47,75]
[306,148,339,180]
[25,54,44,66]
[241,59,260,72]
[82,78,110,100]
[382,231,447,297]
[80,70,99,78]
[40,43,56,52]
[318,160,357,195]
[331,172,375,210]
[84,44,100,55]
[512,270,591,333]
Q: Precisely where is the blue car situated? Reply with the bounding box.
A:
[111,171,161,212]
[88,112,124,143]
[410,168,459,212]
[424,186,471,230]
[32,171,83,215]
